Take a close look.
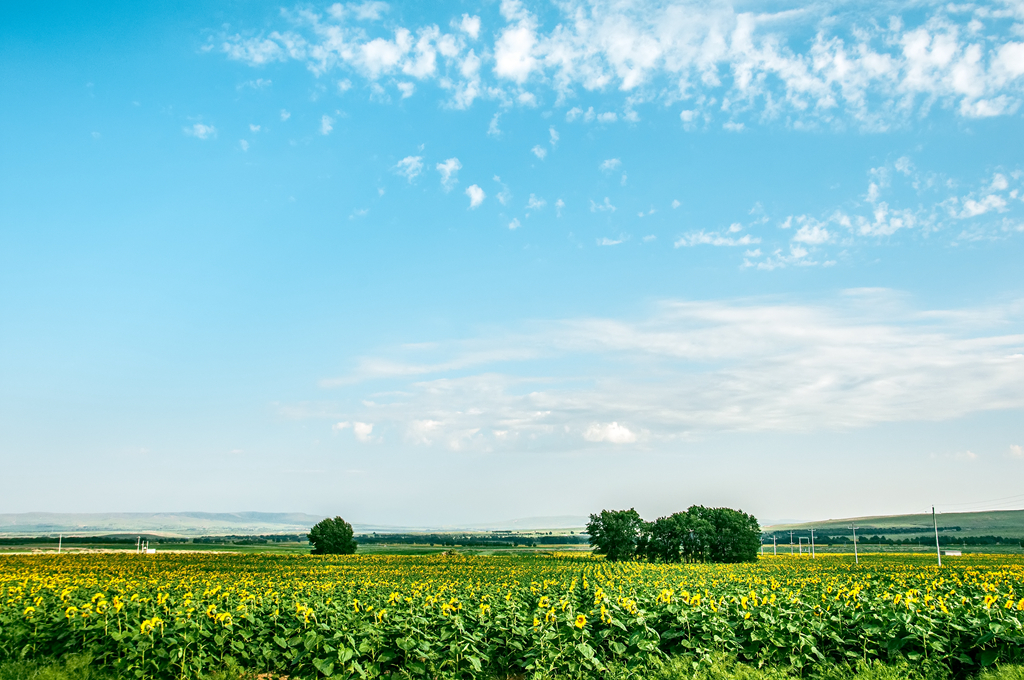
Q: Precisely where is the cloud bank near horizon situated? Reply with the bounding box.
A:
[283,290,1024,449]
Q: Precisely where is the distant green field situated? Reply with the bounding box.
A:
[0,538,590,556]
[766,508,1024,537]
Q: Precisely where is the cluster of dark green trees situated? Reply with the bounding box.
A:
[586,506,761,563]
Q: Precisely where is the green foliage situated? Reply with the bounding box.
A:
[684,506,761,563]
[586,509,645,561]
[593,506,761,563]
[308,516,357,555]
[622,655,954,680]
[3,553,1024,679]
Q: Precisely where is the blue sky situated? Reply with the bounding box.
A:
[2,0,1023,526]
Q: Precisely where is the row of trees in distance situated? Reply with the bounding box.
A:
[586,506,761,563]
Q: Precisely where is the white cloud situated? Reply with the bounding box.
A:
[531,145,547,160]
[320,114,334,135]
[599,158,621,172]
[218,1,1024,130]
[184,123,216,140]
[549,126,559,146]
[394,155,424,181]
[590,197,616,212]
[672,200,681,209]
[674,231,760,247]
[334,419,375,442]
[397,81,415,98]
[309,293,1024,449]
[465,184,485,208]
[555,198,564,216]
[353,421,374,442]
[723,121,745,132]
[584,422,637,444]
[352,2,388,21]
[239,78,272,90]
[360,32,411,78]
[1011,444,1023,458]
[598,236,625,246]
[494,175,512,205]
[487,113,501,136]
[526,194,545,211]
[337,79,352,92]
[436,157,462,191]
[249,124,261,132]
[493,10,537,84]
[239,139,249,151]
[792,219,831,245]
[458,14,481,40]
[508,218,521,230]
[960,194,1007,218]
[280,109,290,122]
[222,3,1024,129]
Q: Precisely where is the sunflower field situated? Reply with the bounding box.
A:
[1,552,1023,678]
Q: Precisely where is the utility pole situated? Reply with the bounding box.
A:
[851,524,858,565]
[933,506,942,567]
[58,534,62,555]
[810,528,816,558]
[790,531,794,555]
[773,535,777,555]
[136,536,141,554]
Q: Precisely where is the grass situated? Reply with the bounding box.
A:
[0,655,112,680]
[3,655,1022,680]
[611,656,1024,680]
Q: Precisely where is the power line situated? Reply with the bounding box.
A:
[937,491,1024,511]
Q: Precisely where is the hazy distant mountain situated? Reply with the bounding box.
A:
[458,516,589,531]
[0,512,324,537]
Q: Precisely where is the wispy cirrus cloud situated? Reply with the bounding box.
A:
[294,291,1024,450]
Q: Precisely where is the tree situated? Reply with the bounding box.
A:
[308,516,357,555]
[599,505,761,564]
[586,508,644,561]
[685,505,760,563]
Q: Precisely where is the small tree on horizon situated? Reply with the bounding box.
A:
[308,516,357,555]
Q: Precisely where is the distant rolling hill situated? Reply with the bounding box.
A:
[764,509,1024,538]
[0,512,324,537]
[0,512,589,537]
